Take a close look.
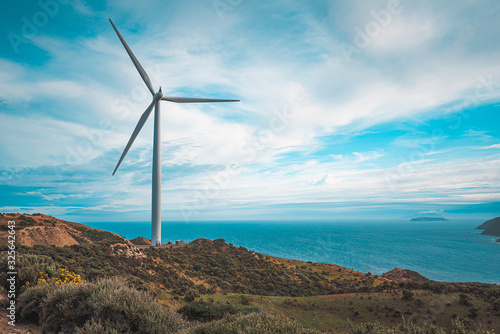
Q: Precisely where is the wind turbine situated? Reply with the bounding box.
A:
[109,19,239,246]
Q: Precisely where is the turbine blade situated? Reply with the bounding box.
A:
[161,96,240,103]
[109,18,155,95]
[112,100,155,175]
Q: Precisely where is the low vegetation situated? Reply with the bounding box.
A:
[1,239,392,300]
[185,312,322,334]
[17,278,189,334]
[13,278,498,334]
[4,238,498,333]
[177,300,238,322]
[348,318,494,334]
[1,213,499,333]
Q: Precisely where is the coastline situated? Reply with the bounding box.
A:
[84,219,499,285]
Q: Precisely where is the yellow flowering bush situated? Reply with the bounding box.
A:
[36,268,85,285]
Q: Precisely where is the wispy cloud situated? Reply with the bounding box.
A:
[479,144,500,150]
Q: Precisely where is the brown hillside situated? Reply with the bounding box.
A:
[0,213,131,247]
[18,226,78,247]
[380,268,429,282]
[130,236,151,245]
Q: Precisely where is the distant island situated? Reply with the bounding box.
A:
[476,216,500,239]
[410,216,449,221]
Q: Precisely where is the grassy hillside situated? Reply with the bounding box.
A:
[194,290,499,333]
[2,239,499,333]
[1,238,391,299]
[1,213,499,333]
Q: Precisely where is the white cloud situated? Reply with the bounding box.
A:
[2,0,500,219]
[353,151,384,163]
[329,151,384,163]
[479,144,500,150]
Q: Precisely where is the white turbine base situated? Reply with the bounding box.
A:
[151,99,162,246]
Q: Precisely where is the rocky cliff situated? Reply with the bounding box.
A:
[476,216,500,237]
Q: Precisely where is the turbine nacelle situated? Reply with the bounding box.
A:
[154,87,163,101]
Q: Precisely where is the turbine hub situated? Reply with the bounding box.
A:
[154,88,163,101]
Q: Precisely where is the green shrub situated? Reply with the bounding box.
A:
[451,318,493,334]
[349,318,445,334]
[89,279,188,333]
[490,297,500,312]
[16,283,54,324]
[468,305,480,319]
[0,253,58,292]
[178,300,237,322]
[348,318,494,334]
[43,283,95,333]
[184,288,200,302]
[460,294,473,306]
[17,278,189,334]
[240,295,251,305]
[74,320,121,334]
[185,312,321,333]
[402,289,414,301]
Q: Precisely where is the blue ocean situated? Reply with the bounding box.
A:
[84,220,500,284]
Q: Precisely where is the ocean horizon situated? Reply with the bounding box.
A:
[84,219,500,285]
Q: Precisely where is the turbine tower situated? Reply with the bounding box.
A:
[109,19,239,246]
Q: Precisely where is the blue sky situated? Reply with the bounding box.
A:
[1,0,500,222]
